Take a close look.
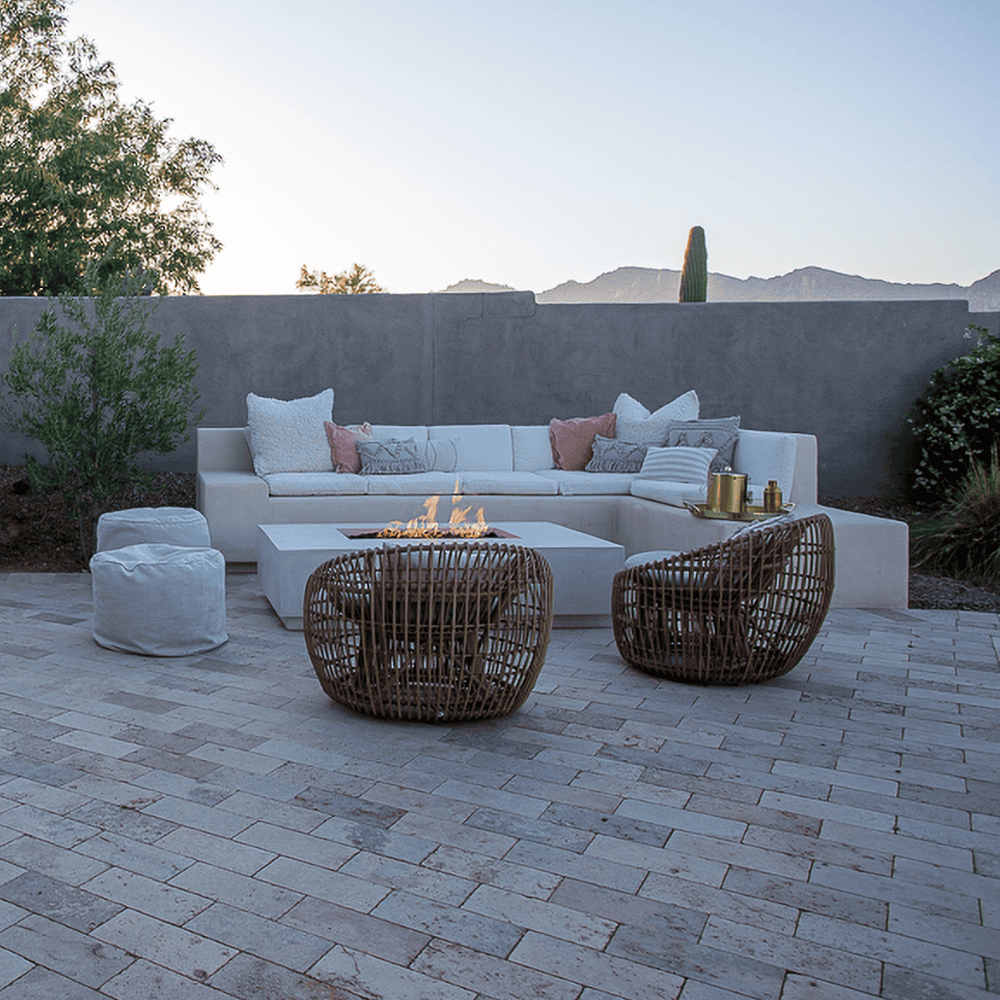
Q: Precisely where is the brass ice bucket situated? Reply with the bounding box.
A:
[708,472,747,514]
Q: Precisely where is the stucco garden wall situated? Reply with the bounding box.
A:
[0,293,994,497]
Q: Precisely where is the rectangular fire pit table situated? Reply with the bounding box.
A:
[257,522,626,630]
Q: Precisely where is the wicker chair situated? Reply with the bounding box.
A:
[612,513,835,685]
[304,541,553,721]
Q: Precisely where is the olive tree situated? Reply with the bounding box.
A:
[0,268,204,562]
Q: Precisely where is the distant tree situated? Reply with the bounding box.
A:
[0,0,222,296]
[297,263,386,294]
[679,226,708,302]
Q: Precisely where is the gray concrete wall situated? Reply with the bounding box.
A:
[1,292,995,497]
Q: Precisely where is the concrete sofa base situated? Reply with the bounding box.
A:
[197,477,908,612]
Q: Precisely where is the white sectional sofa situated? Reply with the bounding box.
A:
[196,418,909,610]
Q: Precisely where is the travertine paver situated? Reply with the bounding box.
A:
[0,571,997,998]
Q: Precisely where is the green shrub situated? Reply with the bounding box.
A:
[907,323,1000,499]
[0,267,204,563]
[910,447,1000,588]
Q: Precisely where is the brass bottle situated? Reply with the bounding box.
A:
[763,479,783,513]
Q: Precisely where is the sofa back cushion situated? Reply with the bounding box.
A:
[732,430,796,498]
[422,438,461,472]
[369,424,429,442]
[430,425,514,471]
[512,426,554,471]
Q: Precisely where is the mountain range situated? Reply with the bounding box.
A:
[440,266,1000,312]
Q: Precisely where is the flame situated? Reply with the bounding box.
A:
[378,479,490,538]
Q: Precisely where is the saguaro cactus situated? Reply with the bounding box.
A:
[679,226,707,302]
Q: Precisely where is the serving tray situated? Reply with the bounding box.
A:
[684,501,795,522]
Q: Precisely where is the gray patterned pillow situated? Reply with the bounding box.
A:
[665,417,740,473]
[586,435,647,473]
[356,438,429,475]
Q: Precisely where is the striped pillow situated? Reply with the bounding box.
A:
[637,446,717,483]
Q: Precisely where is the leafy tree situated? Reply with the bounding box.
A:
[296,263,385,294]
[907,324,1000,499]
[0,266,205,563]
[0,0,222,296]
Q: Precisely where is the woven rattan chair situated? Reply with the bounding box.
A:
[612,513,835,685]
[304,541,553,721]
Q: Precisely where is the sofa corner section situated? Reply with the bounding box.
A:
[196,470,269,564]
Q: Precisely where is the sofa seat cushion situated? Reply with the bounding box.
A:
[630,479,707,508]
[538,470,638,496]
[458,471,559,495]
[430,425,514,471]
[364,471,463,495]
[262,472,369,496]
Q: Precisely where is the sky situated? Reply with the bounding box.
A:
[63,0,999,296]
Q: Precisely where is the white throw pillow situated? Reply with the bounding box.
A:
[637,445,716,483]
[613,390,700,445]
[246,389,334,476]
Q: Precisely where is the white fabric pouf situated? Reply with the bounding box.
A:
[90,544,227,656]
[96,507,211,552]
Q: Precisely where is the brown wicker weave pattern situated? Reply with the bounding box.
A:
[612,513,835,685]
[304,542,553,721]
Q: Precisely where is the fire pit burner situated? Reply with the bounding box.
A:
[343,528,518,540]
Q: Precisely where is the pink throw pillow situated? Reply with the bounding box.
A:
[324,421,375,473]
[549,413,617,470]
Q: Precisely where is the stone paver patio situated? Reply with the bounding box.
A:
[0,571,996,999]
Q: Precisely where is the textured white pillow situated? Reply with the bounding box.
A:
[246,389,334,476]
[613,390,700,445]
[637,445,716,483]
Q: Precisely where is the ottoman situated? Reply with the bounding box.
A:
[90,543,228,656]
[96,507,212,552]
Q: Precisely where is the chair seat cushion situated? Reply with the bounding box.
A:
[624,550,681,569]
[90,544,227,656]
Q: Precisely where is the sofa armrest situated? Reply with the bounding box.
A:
[789,433,818,503]
[198,427,254,473]
[196,471,269,562]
